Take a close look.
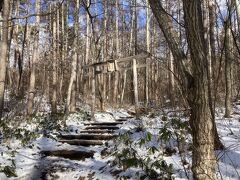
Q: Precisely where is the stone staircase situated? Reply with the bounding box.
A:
[41,115,133,160]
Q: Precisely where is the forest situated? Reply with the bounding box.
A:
[0,0,240,179]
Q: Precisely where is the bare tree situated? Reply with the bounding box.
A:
[235,0,240,31]
[145,0,150,106]
[66,0,79,113]
[149,0,222,178]
[0,0,10,118]
[27,0,41,115]
[51,4,58,114]
[224,0,234,117]
[113,0,120,104]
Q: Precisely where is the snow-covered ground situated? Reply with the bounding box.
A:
[0,107,240,179]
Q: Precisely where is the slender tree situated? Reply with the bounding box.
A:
[113,0,119,104]
[145,0,150,106]
[224,0,234,117]
[0,0,10,118]
[27,0,41,115]
[51,4,58,114]
[66,0,79,113]
[235,0,240,31]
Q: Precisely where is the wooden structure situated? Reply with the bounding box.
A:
[83,52,151,119]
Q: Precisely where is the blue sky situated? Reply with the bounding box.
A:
[25,0,228,29]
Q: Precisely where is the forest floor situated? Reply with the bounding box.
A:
[0,102,240,179]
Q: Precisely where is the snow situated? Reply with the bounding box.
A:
[214,107,240,180]
[0,106,240,179]
[65,113,86,133]
[94,113,115,122]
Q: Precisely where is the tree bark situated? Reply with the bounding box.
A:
[113,0,119,104]
[120,70,127,104]
[129,0,135,55]
[59,2,65,104]
[134,0,137,55]
[224,23,232,117]
[84,0,90,101]
[168,51,175,105]
[149,0,217,179]
[182,1,216,178]
[133,59,139,116]
[66,0,79,113]
[0,0,10,118]
[12,0,20,96]
[91,67,96,120]
[27,0,40,115]
[224,1,234,117]
[209,0,216,79]
[145,0,150,106]
[103,1,108,105]
[115,0,119,57]
[166,0,175,105]
[51,5,57,114]
[235,0,240,31]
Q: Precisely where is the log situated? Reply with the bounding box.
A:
[80,130,114,134]
[85,126,119,130]
[60,134,117,140]
[83,122,122,126]
[41,150,94,160]
[83,53,150,69]
[59,139,104,146]
[116,53,150,63]
[116,118,128,122]
[119,116,134,119]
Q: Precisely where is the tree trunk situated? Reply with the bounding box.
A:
[166,1,175,105]
[133,59,139,116]
[0,0,10,118]
[168,51,175,105]
[224,3,234,117]
[145,0,150,106]
[12,0,20,96]
[113,0,119,104]
[51,5,57,114]
[115,0,119,57]
[66,0,79,113]
[20,1,30,97]
[84,0,90,101]
[182,1,216,178]
[235,0,240,31]
[149,0,217,179]
[27,0,40,115]
[134,0,137,55]
[104,0,109,103]
[209,0,216,80]
[91,67,96,120]
[113,72,119,104]
[129,0,134,55]
[120,70,127,105]
[59,2,65,104]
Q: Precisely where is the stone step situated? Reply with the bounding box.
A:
[41,150,94,160]
[60,134,116,140]
[119,116,134,119]
[115,118,128,122]
[84,122,123,126]
[59,139,104,146]
[84,126,119,130]
[80,129,114,134]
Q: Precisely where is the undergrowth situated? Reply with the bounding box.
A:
[113,116,191,179]
[0,110,88,178]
